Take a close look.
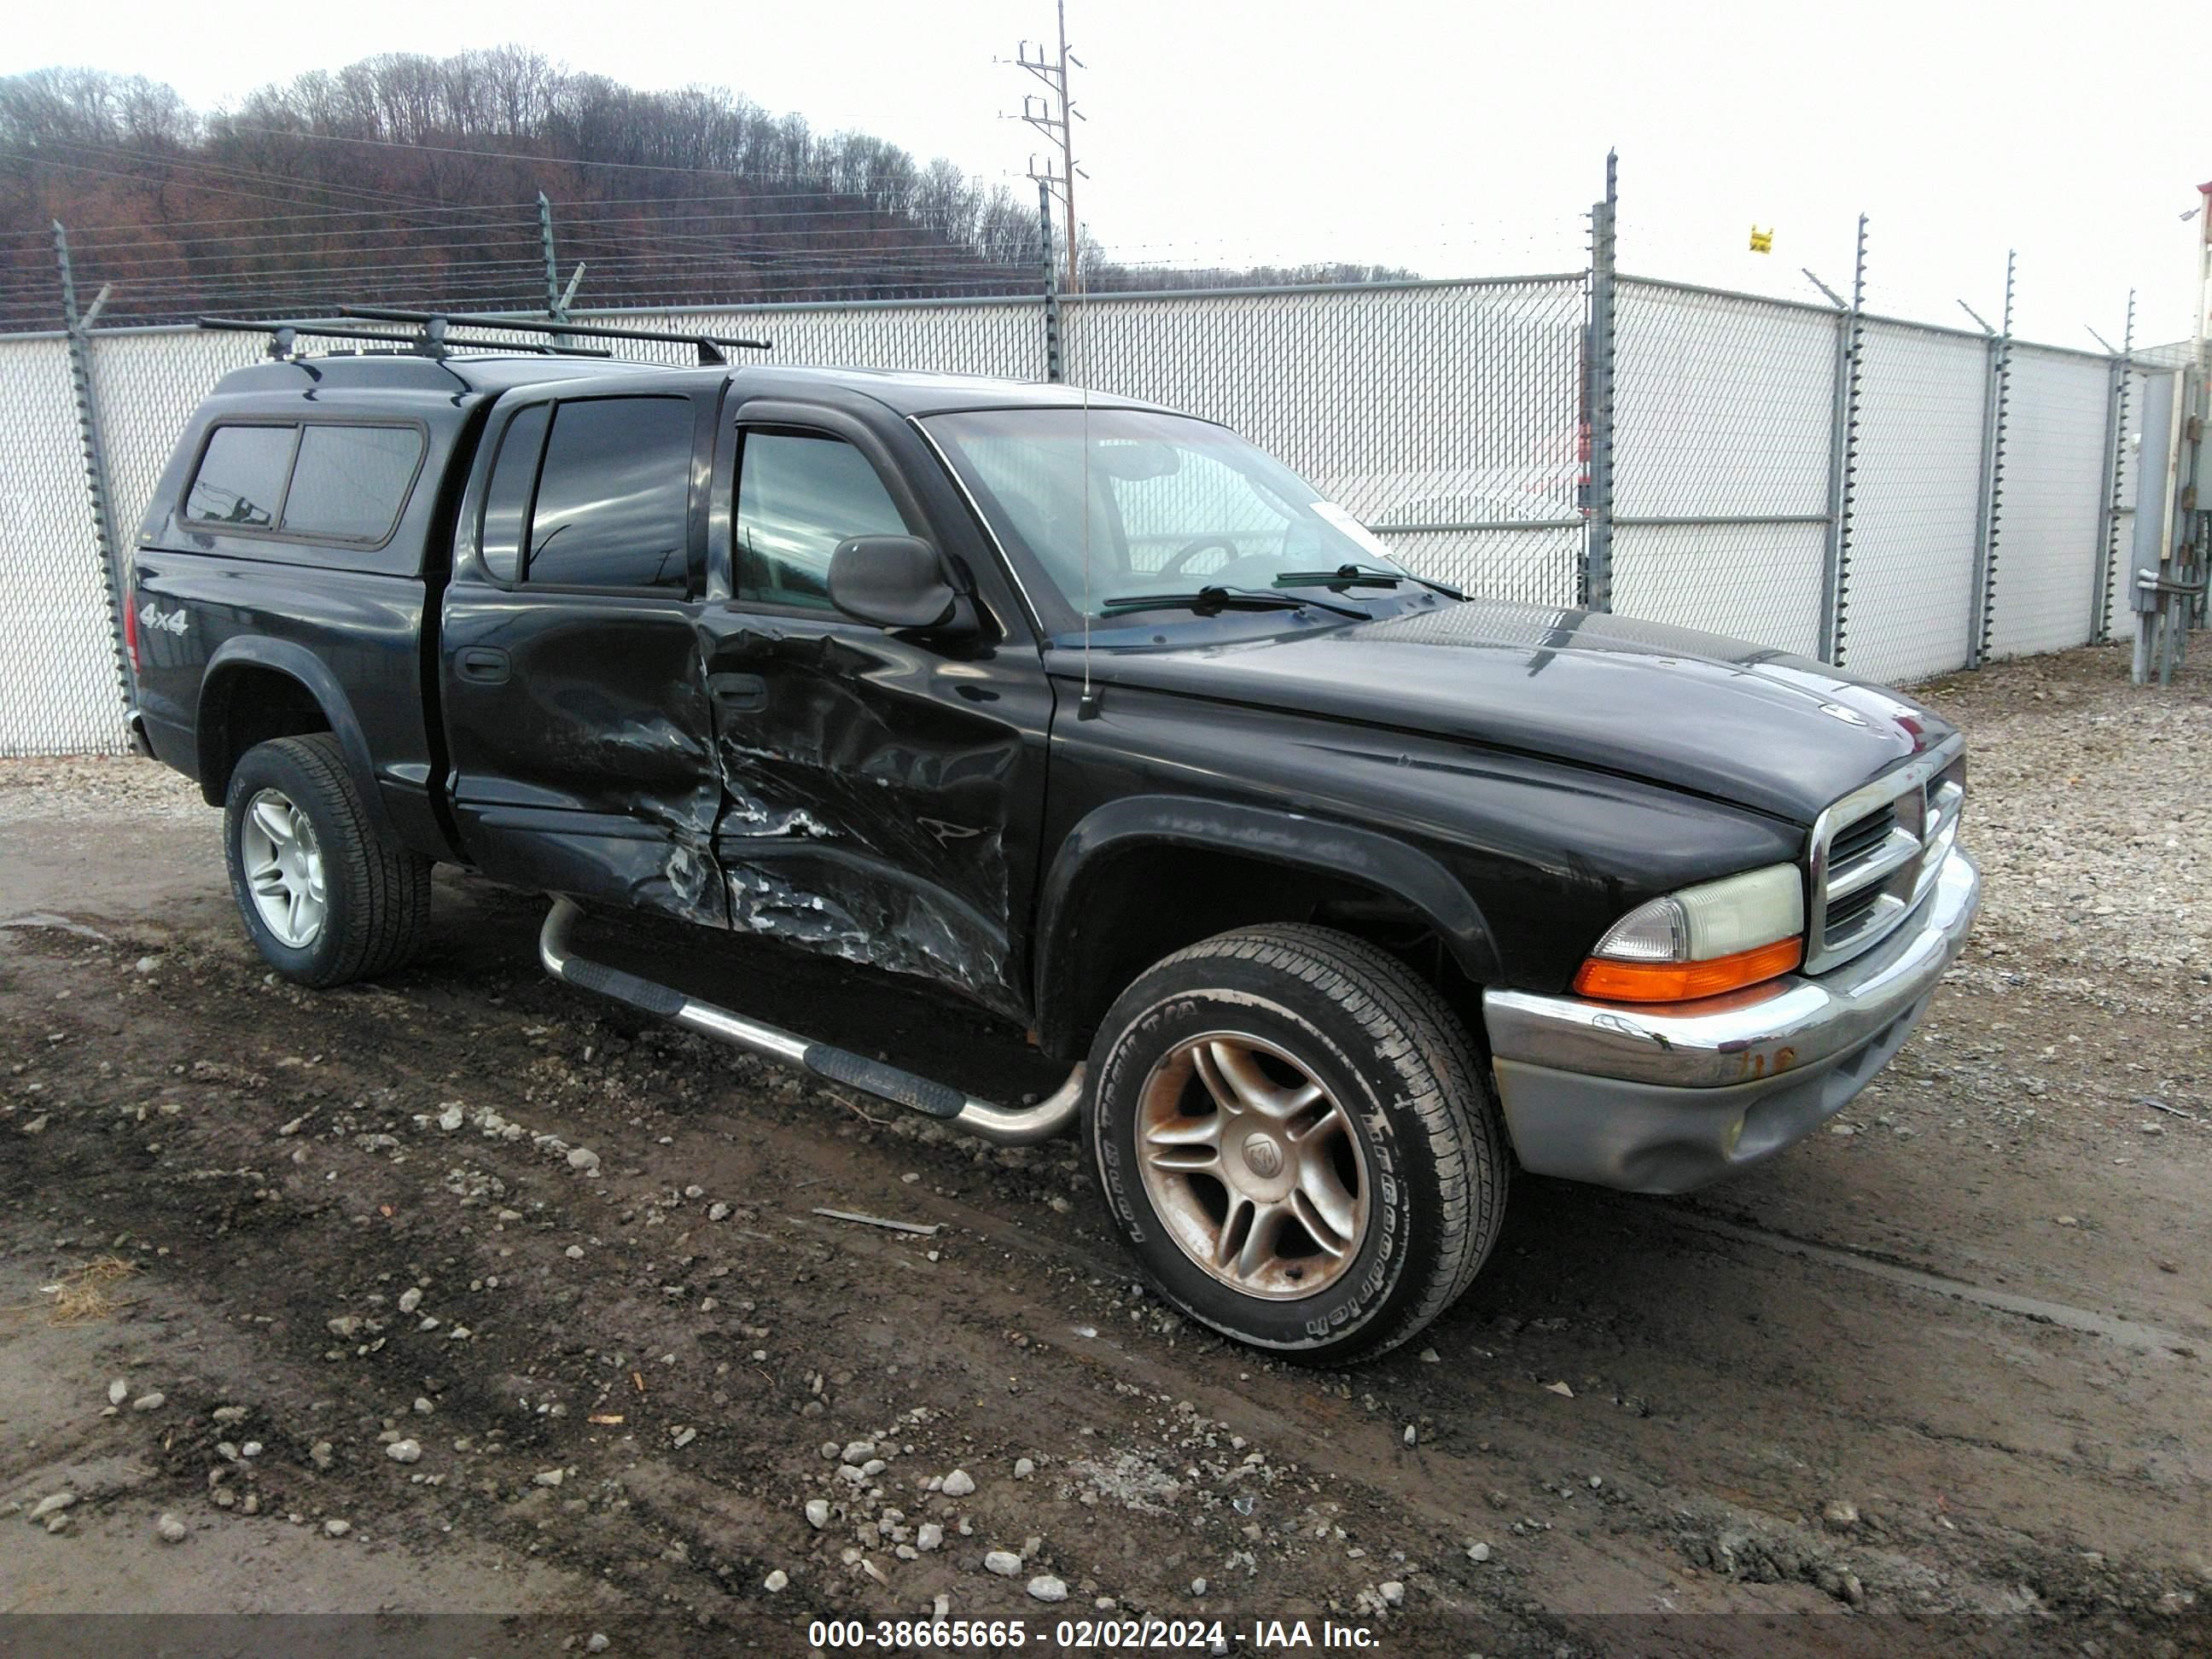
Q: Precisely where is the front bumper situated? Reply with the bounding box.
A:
[1481,847,1980,1194]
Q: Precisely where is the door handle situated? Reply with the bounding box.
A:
[458,647,509,684]
[709,672,767,713]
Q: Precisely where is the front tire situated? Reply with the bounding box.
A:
[1085,924,1507,1363]
[224,734,431,987]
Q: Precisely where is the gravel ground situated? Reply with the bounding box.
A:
[1930,649,2210,981]
[0,641,2205,1657]
[0,754,208,824]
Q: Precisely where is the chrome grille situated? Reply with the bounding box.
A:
[1805,740,1965,975]
[1822,880,1885,935]
[1827,803,1898,873]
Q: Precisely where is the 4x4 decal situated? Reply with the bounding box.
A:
[138,602,189,637]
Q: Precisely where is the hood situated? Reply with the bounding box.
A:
[1057,598,1955,824]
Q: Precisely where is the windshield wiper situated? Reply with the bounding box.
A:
[1273,564,1466,601]
[1100,585,1372,621]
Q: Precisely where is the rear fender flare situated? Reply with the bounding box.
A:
[196,637,393,841]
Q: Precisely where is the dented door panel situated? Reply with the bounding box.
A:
[442,591,727,925]
[697,391,1055,1022]
[439,384,729,926]
[696,613,1045,1022]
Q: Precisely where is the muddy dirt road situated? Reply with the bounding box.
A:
[1,644,2206,1656]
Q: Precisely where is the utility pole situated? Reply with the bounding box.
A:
[1007,1,1086,295]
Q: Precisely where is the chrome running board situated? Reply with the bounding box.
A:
[537,896,1083,1146]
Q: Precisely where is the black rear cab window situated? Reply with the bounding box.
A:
[185,426,296,529]
[280,426,425,542]
[183,421,424,545]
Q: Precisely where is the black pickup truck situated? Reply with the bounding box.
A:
[127,324,1979,1359]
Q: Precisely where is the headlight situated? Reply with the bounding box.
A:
[1574,864,1806,1003]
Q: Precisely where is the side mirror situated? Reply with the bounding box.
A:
[828,536,965,632]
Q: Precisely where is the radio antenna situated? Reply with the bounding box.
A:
[1080,380,1094,713]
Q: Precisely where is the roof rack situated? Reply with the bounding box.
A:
[199,315,614,361]
[341,306,771,366]
[198,305,771,366]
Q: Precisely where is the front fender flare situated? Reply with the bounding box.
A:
[196,637,394,841]
[1031,794,1500,1054]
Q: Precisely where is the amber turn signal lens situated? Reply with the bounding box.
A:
[1573,935,1804,1004]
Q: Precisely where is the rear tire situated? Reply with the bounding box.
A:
[224,734,431,987]
[1085,923,1507,1363]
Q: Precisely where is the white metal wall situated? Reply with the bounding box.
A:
[1841,323,1989,684]
[1989,346,2113,659]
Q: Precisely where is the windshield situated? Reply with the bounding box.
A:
[924,407,1410,623]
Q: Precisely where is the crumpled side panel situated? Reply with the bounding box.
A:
[659,830,724,926]
[443,587,732,932]
[724,853,1022,1022]
[706,627,1024,1017]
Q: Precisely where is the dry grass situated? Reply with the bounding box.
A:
[21,1256,140,1326]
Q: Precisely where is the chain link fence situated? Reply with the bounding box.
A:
[1610,280,1840,655]
[0,264,2171,756]
[0,334,120,754]
[579,276,1592,604]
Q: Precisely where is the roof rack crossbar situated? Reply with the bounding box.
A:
[196,317,613,359]
[339,305,771,365]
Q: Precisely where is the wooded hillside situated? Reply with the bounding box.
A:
[0,49,1410,332]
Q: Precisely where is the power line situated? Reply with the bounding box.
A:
[210,121,969,191]
[20,259,552,296]
[554,228,1025,270]
[58,232,544,273]
[0,154,463,220]
[43,208,1012,263]
[24,137,462,212]
[9,139,468,216]
[3,200,546,240]
[0,252,1044,324]
[52,224,547,263]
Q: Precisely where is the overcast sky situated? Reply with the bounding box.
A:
[7,0,2207,348]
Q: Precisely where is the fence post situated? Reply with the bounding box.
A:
[1038,179,1064,384]
[538,191,562,317]
[1581,150,1617,612]
[53,220,131,729]
[2092,290,2135,643]
[1965,251,2015,671]
[1819,215,1868,665]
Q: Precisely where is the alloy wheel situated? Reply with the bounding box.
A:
[1134,1031,1370,1299]
[240,788,329,949]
